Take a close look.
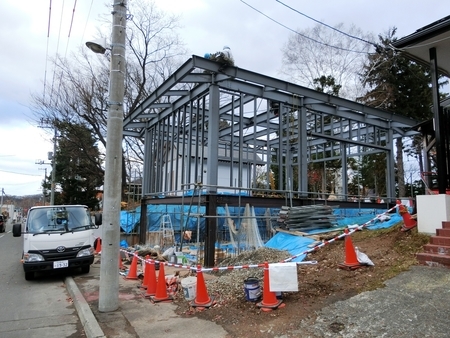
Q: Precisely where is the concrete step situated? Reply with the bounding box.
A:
[429,236,450,246]
[416,252,450,268]
[436,228,450,237]
[442,221,450,229]
[423,244,450,255]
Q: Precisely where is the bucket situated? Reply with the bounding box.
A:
[244,277,261,302]
[181,276,197,301]
[176,252,188,264]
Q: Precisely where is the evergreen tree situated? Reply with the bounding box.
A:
[52,121,104,209]
[359,28,434,197]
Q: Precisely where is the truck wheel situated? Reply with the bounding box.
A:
[81,265,90,274]
[25,271,35,281]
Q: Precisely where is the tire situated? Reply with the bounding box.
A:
[25,271,35,281]
[81,265,90,274]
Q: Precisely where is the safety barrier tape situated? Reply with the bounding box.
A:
[118,203,400,273]
[281,203,400,263]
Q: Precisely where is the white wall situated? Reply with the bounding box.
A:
[417,194,450,234]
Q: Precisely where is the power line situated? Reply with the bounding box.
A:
[0,169,41,177]
[68,0,77,39]
[57,0,79,102]
[49,0,66,104]
[275,0,377,47]
[43,0,52,99]
[240,0,368,54]
[80,0,95,45]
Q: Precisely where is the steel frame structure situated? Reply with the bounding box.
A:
[124,55,419,266]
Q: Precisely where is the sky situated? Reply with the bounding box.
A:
[0,0,448,197]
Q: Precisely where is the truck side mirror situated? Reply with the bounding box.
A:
[12,223,22,237]
[94,213,102,226]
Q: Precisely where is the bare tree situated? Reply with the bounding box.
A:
[280,23,374,100]
[31,0,186,195]
[360,29,434,197]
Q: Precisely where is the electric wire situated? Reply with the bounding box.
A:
[49,0,66,105]
[56,0,78,102]
[80,0,95,45]
[275,0,377,47]
[240,0,367,54]
[0,169,41,177]
[68,0,77,39]
[43,0,52,99]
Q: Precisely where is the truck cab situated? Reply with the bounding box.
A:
[13,205,101,281]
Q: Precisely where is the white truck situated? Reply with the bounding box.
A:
[12,205,102,281]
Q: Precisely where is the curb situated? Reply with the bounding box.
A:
[65,276,106,338]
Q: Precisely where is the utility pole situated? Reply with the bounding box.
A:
[97,0,127,313]
[1,188,4,215]
[50,127,57,205]
[38,118,57,205]
[38,168,48,205]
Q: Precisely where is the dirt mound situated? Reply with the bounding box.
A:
[174,224,429,337]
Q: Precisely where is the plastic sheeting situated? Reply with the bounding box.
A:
[119,204,280,235]
[119,205,405,236]
[265,232,315,262]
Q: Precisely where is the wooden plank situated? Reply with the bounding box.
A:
[274,227,320,241]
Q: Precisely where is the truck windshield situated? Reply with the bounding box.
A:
[27,206,93,234]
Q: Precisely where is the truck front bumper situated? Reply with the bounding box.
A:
[23,255,95,272]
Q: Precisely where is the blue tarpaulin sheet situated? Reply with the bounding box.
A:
[118,204,280,235]
[265,232,315,262]
[117,204,407,265]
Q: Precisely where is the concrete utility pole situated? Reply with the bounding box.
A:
[98,0,127,312]
[1,188,4,214]
[38,119,57,205]
[50,127,57,205]
[38,168,48,205]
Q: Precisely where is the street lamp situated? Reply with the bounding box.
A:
[86,38,107,54]
[86,1,127,313]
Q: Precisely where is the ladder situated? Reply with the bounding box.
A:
[160,214,175,249]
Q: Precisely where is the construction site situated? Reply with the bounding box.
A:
[118,54,450,267]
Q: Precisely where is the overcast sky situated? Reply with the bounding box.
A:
[0,0,448,197]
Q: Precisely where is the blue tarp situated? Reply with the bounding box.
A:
[118,204,407,264]
[119,205,405,238]
[265,232,315,262]
[263,208,404,262]
[119,204,280,236]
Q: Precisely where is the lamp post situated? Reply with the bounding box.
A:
[86,0,127,312]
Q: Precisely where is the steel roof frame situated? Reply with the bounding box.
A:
[125,55,419,200]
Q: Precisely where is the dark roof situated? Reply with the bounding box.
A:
[392,15,450,76]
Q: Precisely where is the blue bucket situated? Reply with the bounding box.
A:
[244,277,261,301]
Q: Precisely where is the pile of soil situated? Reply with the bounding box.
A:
[174,223,430,337]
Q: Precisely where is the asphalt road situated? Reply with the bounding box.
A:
[0,219,86,338]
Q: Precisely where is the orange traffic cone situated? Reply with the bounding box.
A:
[150,262,173,303]
[256,262,284,312]
[142,259,158,298]
[94,238,102,254]
[119,252,125,270]
[398,204,417,232]
[140,255,151,289]
[190,265,215,310]
[125,254,139,280]
[338,229,364,270]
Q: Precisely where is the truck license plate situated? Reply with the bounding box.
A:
[53,260,69,269]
